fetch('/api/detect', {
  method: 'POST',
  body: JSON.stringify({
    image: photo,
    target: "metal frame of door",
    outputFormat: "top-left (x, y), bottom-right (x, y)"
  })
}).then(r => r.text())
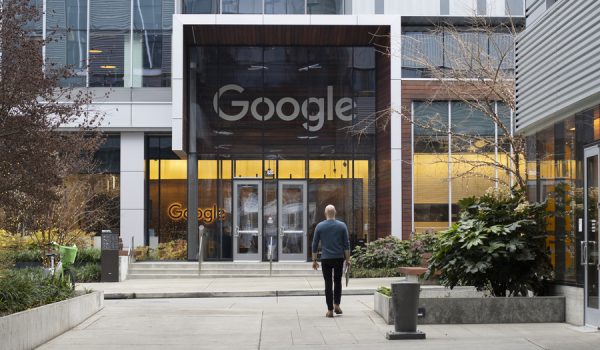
top-left (278, 180), bottom-right (308, 261)
top-left (583, 146), bottom-right (600, 327)
top-left (233, 180), bottom-right (262, 261)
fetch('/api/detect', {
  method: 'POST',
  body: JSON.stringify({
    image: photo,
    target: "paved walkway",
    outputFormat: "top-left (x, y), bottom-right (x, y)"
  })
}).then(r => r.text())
top-left (77, 277), bottom-right (403, 298)
top-left (38, 296), bottom-right (600, 350)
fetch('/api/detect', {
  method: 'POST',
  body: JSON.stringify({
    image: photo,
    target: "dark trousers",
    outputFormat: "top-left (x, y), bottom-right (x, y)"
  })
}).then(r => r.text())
top-left (321, 258), bottom-right (344, 311)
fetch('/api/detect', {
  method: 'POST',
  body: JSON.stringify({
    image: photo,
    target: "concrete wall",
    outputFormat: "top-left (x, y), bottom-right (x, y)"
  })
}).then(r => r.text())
top-left (549, 284), bottom-right (584, 326)
top-left (119, 255), bottom-right (130, 281)
top-left (120, 132), bottom-right (145, 249)
top-left (0, 291), bottom-right (104, 350)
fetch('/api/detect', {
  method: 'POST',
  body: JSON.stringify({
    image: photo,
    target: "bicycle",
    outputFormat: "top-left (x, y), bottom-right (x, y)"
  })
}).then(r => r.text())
top-left (45, 242), bottom-right (78, 290)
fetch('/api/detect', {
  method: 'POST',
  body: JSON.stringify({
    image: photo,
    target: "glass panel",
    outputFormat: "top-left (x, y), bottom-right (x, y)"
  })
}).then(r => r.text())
top-left (281, 184), bottom-right (304, 255)
top-left (278, 160), bottom-right (306, 179)
top-left (413, 102), bottom-right (449, 232)
top-left (307, 0), bottom-right (344, 14)
top-left (235, 160), bottom-right (262, 178)
top-left (265, 0), bottom-right (305, 14)
top-left (222, 0), bottom-right (263, 14)
top-left (505, 0), bottom-right (524, 16)
top-left (237, 184), bottom-right (260, 254)
top-left (46, 0), bottom-right (88, 87)
top-left (89, 0), bottom-right (131, 87)
top-left (263, 180), bottom-right (278, 261)
top-left (587, 155), bottom-right (599, 310)
top-left (133, 0), bottom-right (172, 87)
top-left (183, 0), bottom-right (219, 13)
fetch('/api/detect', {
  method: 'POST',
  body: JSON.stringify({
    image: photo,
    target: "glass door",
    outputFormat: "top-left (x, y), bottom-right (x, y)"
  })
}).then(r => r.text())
top-left (278, 181), bottom-right (307, 261)
top-left (584, 147), bottom-right (600, 327)
top-left (233, 180), bottom-right (262, 261)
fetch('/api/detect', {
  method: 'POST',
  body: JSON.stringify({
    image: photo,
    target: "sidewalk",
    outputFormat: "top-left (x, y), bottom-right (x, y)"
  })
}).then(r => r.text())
top-left (77, 277), bottom-right (403, 299)
top-left (38, 295), bottom-right (600, 350)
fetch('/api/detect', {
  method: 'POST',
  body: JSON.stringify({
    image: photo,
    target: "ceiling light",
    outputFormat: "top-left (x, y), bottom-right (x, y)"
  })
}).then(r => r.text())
top-left (298, 63), bottom-right (321, 72)
top-left (89, 49), bottom-right (103, 54)
top-left (569, 127), bottom-right (576, 131)
top-left (248, 65), bottom-right (268, 71)
top-left (99, 65), bottom-right (117, 69)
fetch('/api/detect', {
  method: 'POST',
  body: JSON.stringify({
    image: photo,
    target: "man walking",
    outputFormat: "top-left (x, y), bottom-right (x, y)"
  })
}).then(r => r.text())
top-left (312, 204), bottom-right (351, 318)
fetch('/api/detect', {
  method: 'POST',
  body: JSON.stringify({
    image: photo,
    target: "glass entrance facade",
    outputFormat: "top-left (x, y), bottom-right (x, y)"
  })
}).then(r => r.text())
top-left (145, 45), bottom-right (377, 261)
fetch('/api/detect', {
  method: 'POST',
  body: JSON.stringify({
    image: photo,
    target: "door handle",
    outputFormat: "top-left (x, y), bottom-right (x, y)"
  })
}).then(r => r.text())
top-left (279, 226), bottom-right (284, 237)
top-left (234, 226), bottom-right (239, 238)
top-left (581, 241), bottom-right (588, 266)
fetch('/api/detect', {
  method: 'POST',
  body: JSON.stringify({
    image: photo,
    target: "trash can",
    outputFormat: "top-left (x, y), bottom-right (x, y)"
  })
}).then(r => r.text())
top-left (386, 282), bottom-right (426, 340)
top-left (58, 245), bottom-right (78, 268)
top-left (101, 230), bottom-right (119, 282)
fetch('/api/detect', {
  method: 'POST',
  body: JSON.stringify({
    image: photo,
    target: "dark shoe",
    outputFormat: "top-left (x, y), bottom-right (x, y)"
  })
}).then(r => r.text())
top-left (334, 306), bottom-right (343, 315)
top-left (325, 310), bottom-right (334, 318)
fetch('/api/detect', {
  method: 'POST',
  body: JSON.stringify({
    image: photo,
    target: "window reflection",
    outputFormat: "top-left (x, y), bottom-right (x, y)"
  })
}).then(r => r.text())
top-left (265, 0), bottom-right (305, 14)
top-left (183, 0), bottom-right (220, 13)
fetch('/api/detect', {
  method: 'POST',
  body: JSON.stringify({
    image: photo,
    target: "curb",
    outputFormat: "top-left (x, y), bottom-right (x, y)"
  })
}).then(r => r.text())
top-left (104, 289), bottom-right (376, 299)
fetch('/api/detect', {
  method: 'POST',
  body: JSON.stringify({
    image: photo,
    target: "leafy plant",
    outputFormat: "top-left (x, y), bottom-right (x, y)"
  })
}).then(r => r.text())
top-left (74, 247), bottom-right (101, 265)
top-left (377, 286), bottom-right (392, 297)
top-left (0, 268), bottom-right (74, 316)
top-left (351, 234), bottom-right (437, 270)
top-left (13, 249), bottom-right (42, 263)
top-left (72, 264), bottom-right (101, 283)
top-left (428, 187), bottom-right (553, 296)
top-left (351, 267), bottom-right (403, 278)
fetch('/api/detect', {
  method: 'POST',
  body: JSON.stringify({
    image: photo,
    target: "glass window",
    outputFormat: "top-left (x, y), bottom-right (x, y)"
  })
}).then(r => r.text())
top-left (402, 32), bottom-right (443, 78)
top-left (183, 0), bottom-right (220, 13)
top-left (46, 0), bottom-right (88, 86)
top-left (265, 0), bottom-right (305, 14)
top-left (440, 0), bottom-right (450, 15)
top-left (477, 0), bottom-right (486, 15)
top-left (133, 0), bottom-right (173, 87)
top-left (506, 0), bottom-right (524, 16)
top-left (413, 102), bottom-right (450, 232)
top-left (307, 0), bottom-right (345, 14)
top-left (89, 0), bottom-right (132, 87)
top-left (222, 0), bottom-right (263, 14)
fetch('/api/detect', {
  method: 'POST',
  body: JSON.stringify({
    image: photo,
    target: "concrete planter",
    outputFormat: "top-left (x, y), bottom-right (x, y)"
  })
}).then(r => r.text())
top-left (0, 291), bottom-right (104, 350)
top-left (375, 290), bottom-right (565, 324)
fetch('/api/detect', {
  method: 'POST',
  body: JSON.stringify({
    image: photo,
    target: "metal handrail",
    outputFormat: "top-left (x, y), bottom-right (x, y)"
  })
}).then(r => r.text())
top-left (129, 236), bottom-right (135, 263)
top-left (198, 225), bottom-right (205, 273)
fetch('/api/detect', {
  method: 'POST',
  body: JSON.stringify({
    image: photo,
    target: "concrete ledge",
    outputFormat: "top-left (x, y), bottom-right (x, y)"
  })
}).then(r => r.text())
top-left (104, 288), bottom-right (376, 299)
top-left (0, 291), bottom-right (104, 350)
top-left (374, 291), bottom-right (565, 325)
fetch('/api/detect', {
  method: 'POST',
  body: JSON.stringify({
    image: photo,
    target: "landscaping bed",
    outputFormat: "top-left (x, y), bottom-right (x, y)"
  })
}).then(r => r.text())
top-left (374, 288), bottom-right (564, 324)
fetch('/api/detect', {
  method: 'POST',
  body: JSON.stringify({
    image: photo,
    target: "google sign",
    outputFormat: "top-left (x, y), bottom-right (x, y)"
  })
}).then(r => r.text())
top-left (213, 84), bottom-right (355, 131)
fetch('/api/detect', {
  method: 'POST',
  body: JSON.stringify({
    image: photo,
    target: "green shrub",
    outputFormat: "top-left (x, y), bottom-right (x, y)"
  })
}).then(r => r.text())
top-left (0, 268), bottom-right (74, 316)
top-left (74, 248), bottom-right (101, 265)
top-left (350, 267), bottom-right (403, 278)
top-left (72, 264), bottom-right (101, 283)
top-left (428, 187), bottom-right (553, 297)
top-left (351, 233), bottom-right (437, 270)
top-left (377, 286), bottom-right (391, 297)
top-left (14, 249), bottom-right (42, 263)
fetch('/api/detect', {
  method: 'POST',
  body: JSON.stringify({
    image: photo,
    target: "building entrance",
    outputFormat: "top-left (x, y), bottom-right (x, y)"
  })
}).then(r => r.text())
top-left (233, 180), bottom-right (262, 261)
top-left (278, 181), bottom-right (308, 261)
top-left (583, 146), bottom-right (600, 327)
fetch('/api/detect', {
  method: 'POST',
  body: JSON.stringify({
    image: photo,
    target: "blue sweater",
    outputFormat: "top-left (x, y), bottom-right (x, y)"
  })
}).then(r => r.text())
top-left (312, 219), bottom-right (350, 259)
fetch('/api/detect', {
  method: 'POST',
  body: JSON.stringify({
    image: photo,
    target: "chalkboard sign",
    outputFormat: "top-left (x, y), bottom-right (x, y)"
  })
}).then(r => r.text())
top-left (101, 233), bottom-right (119, 251)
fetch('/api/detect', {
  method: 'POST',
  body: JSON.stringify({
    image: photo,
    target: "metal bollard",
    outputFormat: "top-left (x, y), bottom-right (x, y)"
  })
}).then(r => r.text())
top-left (385, 282), bottom-right (426, 340)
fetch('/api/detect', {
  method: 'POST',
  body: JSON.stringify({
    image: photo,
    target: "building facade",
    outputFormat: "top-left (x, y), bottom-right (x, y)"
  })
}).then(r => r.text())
top-left (516, 0), bottom-right (599, 327)
top-left (46, 0), bottom-right (523, 262)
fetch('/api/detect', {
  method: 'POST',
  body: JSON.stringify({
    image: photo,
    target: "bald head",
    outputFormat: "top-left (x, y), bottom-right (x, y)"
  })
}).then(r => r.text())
top-left (324, 205), bottom-right (336, 220)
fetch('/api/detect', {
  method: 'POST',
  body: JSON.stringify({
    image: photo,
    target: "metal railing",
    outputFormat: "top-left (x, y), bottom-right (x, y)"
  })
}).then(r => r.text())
top-left (128, 236), bottom-right (136, 263)
top-left (198, 225), bottom-right (205, 274)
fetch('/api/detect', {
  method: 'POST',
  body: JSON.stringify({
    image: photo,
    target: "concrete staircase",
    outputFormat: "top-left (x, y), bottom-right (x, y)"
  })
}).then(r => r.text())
top-left (127, 261), bottom-right (321, 279)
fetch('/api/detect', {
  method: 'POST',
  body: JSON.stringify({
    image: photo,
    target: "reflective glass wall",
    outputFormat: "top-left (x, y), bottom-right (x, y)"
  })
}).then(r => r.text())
top-left (45, 0), bottom-right (173, 87)
top-left (526, 105), bottom-right (600, 285)
top-left (188, 45), bottom-right (376, 260)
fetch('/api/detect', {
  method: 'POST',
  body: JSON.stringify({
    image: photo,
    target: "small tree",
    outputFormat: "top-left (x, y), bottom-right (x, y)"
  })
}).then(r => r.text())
top-left (0, 0), bottom-right (104, 239)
